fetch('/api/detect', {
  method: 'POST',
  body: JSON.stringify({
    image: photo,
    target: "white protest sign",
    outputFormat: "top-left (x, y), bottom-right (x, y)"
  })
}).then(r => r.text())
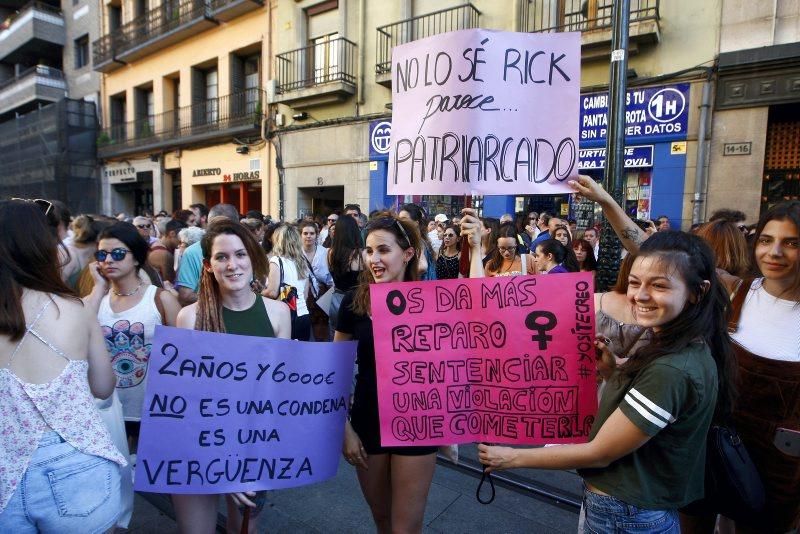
top-left (388, 29), bottom-right (581, 196)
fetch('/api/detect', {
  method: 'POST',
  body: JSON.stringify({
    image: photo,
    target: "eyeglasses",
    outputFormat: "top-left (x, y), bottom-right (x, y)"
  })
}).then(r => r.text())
top-left (11, 197), bottom-right (53, 216)
top-left (327, 218), bottom-right (337, 223)
top-left (136, 224), bottom-right (152, 230)
top-left (94, 248), bottom-right (131, 262)
top-left (444, 233), bottom-right (457, 239)
top-left (497, 246), bottom-right (516, 252)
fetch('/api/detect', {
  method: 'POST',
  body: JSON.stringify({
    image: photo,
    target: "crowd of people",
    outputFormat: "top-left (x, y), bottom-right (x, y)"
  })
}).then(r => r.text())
top-left (0, 185), bottom-right (797, 533)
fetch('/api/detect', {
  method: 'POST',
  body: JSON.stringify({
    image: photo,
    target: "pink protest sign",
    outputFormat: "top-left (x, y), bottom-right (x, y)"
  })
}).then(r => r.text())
top-left (387, 29), bottom-right (580, 196)
top-left (370, 273), bottom-right (597, 446)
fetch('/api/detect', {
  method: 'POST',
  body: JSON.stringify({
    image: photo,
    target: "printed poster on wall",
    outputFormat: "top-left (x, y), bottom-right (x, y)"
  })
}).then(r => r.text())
top-left (388, 29), bottom-right (581, 196)
top-left (370, 273), bottom-right (598, 447)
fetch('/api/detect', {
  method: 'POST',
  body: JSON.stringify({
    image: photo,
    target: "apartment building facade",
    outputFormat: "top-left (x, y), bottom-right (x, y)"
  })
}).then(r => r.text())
top-left (93, 0), bottom-right (273, 215)
top-left (706, 0), bottom-right (800, 222)
top-left (0, 0), bottom-right (101, 211)
top-left (268, 0), bottom-right (722, 229)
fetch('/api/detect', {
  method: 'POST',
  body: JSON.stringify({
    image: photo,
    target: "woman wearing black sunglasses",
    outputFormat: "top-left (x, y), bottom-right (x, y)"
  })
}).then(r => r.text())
top-left (83, 223), bottom-right (181, 517)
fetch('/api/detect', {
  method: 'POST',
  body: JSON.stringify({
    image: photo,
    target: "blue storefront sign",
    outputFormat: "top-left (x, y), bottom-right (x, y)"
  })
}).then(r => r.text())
top-left (580, 83), bottom-right (690, 146)
top-left (579, 145), bottom-right (654, 170)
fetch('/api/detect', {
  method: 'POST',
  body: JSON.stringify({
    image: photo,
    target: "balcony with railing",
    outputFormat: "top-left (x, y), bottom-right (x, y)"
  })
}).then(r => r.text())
top-left (0, 65), bottom-right (65, 117)
top-left (271, 37), bottom-right (356, 109)
top-left (375, 3), bottom-right (480, 87)
top-left (97, 88), bottom-right (265, 158)
top-left (92, 0), bottom-right (263, 73)
top-left (523, 0), bottom-right (659, 58)
top-left (0, 1), bottom-right (65, 64)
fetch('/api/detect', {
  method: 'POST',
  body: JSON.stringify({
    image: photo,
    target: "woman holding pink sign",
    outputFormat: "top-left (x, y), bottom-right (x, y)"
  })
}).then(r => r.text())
top-left (171, 219), bottom-right (291, 534)
top-left (335, 213), bottom-right (438, 534)
top-left (462, 206), bottom-right (736, 534)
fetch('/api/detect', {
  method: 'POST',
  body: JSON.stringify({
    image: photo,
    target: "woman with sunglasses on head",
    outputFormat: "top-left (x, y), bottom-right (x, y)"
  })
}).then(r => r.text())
top-left (399, 203), bottom-right (437, 280)
top-left (172, 219), bottom-right (291, 534)
top-left (484, 222), bottom-right (536, 277)
top-left (335, 213), bottom-right (437, 534)
top-left (435, 222), bottom-right (461, 280)
top-left (0, 201), bottom-right (126, 532)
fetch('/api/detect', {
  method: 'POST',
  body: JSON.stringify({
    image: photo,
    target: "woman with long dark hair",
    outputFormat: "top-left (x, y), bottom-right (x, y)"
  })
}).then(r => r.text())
top-left (335, 213), bottom-right (437, 533)
top-left (399, 203), bottom-right (437, 280)
top-left (484, 222), bottom-right (536, 276)
top-left (327, 215), bottom-right (363, 332)
top-left (723, 201), bottom-right (800, 532)
top-left (551, 224), bottom-right (581, 272)
top-left (467, 216), bottom-right (736, 532)
top-left (172, 219), bottom-right (291, 534)
top-left (569, 176), bottom-right (800, 532)
top-left (0, 200), bottom-right (125, 531)
top-left (435, 222), bottom-right (461, 280)
top-left (574, 238), bottom-right (598, 272)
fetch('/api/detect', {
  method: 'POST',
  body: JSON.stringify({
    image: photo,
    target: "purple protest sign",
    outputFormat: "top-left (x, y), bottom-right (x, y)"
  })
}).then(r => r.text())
top-left (133, 326), bottom-right (356, 494)
top-left (388, 29), bottom-right (581, 196)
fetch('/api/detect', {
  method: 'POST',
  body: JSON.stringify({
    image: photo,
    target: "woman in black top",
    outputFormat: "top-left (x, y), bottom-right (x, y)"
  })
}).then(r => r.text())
top-left (435, 222), bottom-right (461, 280)
top-left (335, 214), bottom-right (437, 534)
top-left (327, 215), bottom-right (363, 331)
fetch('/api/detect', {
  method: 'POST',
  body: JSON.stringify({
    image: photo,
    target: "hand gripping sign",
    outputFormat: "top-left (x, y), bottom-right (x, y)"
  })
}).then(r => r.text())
top-left (387, 28), bottom-right (581, 196)
top-left (370, 273), bottom-right (598, 446)
top-left (134, 326), bottom-right (357, 494)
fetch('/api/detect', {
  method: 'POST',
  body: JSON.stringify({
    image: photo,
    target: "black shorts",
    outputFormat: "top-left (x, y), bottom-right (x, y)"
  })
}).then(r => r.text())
top-left (350, 389), bottom-right (437, 457)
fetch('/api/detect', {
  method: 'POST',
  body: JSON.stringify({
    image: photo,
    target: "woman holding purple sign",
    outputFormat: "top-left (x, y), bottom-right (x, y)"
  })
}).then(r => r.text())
top-left (335, 212), bottom-right (438, 534)
top-left (171, 219), bottom-right (291, 534)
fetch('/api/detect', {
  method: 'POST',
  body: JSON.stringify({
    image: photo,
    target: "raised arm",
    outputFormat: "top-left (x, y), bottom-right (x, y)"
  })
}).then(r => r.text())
top-left (459, 208), bottom-right (485, 278)
top-left (569, 175), bottom-right (646, 254)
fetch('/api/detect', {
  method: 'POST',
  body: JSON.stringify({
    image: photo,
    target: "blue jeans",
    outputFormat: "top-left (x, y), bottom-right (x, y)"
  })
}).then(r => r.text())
top-left (583, 485), bottom-right (680, 534)
top-left (0, 431), bottom-right (122, 533)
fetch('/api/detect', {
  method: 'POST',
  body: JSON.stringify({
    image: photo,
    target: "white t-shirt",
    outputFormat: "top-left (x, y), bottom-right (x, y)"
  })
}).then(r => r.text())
top-left (270, 255), bottom-right (309, 317)
top-left (98, 285), bottom-right (163, 421)
top-left (731, 278), bottom-right (800, 362)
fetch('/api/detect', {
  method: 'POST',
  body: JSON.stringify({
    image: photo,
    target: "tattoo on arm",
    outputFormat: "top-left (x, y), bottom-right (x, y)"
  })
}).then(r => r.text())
top-left (620, 227), bottom-right (644, 245)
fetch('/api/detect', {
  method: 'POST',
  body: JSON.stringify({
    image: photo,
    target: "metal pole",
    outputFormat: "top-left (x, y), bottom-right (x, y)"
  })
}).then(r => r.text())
top-left (595, 0), bottom-right (631, 291)
top-left (691, 75), bottom-right (713, 225)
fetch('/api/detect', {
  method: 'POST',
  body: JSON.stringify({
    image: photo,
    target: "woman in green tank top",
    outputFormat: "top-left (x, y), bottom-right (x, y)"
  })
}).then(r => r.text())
top-left (173, 219), bottom-right (291, 534)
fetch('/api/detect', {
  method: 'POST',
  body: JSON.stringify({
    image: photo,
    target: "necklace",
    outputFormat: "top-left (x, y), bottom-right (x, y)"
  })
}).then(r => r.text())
top-left (500, 255), bottom-right (518, 273)
top-left (112, 282), bottom-right (142, 297)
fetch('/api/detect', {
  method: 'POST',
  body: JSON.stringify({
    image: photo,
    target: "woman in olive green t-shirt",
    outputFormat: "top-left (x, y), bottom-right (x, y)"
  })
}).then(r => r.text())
top-left (467, 224), bottom-right (735, 533)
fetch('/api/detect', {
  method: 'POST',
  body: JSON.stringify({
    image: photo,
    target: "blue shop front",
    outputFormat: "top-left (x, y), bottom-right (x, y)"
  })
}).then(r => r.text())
top-left (368, 118), bottom-right (473, 219)
top-left (482, 83), bottom-right (691, 229)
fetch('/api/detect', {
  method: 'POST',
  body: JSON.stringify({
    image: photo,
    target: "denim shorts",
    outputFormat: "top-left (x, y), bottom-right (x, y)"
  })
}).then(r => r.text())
top-left (583, 485), bottom-right (679, 534)
top-left (0, 431), bottom-right (122, 534)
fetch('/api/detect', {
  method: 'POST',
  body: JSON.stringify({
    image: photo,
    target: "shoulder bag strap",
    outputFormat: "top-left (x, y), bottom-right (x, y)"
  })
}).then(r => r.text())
top-left (278, 257), bottom-right (285, 286)
top-left (521, 254), bottom-right (527, 275)
top-left (728, 278), bottom-right (754, 334)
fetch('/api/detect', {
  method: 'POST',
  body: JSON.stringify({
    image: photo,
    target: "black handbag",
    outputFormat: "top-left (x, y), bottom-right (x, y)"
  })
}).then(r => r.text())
top-left (684, 424), bottom-right (765, 523)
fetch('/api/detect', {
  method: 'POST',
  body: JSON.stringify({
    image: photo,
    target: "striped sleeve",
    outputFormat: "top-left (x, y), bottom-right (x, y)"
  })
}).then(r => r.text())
top-left (619, 364), bottom-right (688, 436)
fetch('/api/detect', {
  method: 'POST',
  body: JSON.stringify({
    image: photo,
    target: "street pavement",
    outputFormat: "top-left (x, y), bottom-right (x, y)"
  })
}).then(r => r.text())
top-left (127, 445), bottom-right (581, 533)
